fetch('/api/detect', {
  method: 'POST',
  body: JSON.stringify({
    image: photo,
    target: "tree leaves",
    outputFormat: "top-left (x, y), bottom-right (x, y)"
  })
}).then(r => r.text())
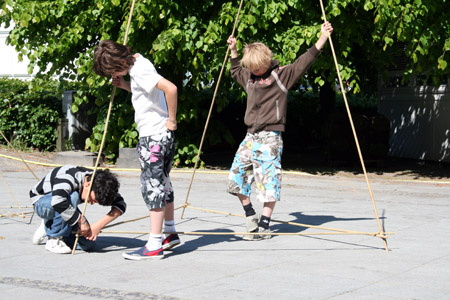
top-left (1, 0), bottom-right (449, 163)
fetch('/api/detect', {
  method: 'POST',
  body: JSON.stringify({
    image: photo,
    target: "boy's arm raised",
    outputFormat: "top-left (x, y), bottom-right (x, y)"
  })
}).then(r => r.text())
top-left (227, 35), bottom-right (238, 58)
top-left (315, 22), bottom-right (333, 51)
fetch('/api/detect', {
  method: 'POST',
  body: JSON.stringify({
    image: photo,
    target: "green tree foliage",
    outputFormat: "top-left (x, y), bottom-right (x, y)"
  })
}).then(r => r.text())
top-left (0, 78), bottom-right (62, 151)
top-left (1, 0), bottom-right (449, 163)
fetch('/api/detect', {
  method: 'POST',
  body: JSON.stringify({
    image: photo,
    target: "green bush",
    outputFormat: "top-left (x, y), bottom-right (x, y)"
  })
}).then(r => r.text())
top-left (0, 77), bottom-right (62, 151)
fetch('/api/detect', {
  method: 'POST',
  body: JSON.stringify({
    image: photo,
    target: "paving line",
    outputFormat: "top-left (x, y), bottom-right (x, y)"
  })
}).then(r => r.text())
top-left (0, 276), bottom-right (181, 300)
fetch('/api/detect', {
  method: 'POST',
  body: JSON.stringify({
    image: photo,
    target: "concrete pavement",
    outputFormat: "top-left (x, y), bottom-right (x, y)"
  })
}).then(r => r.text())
top-left (1, 160), bottom-right (450, 299)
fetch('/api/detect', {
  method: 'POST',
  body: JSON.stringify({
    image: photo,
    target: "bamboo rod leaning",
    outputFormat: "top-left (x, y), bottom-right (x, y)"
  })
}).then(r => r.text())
top-left (0, 129), bottom-right (39, 221)
top-left (0, 129), bottom-right (39, 181)
top-left (0, 170), bottom-right (26, 219)
top-left (318, 0), bottom-right (389, 252)
top-left (71, 0), bottom-right (137, 254)
top-left (180, 0), bottom-right (245, 219)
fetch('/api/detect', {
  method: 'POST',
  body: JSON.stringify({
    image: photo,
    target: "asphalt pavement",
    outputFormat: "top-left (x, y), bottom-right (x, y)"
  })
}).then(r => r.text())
top-left (1, 155), bottom-right (450, 300)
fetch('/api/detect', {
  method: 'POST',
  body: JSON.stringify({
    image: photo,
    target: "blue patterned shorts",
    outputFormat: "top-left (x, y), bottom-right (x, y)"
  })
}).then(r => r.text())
top-left (227, 131), bottom-right (283, 202)
top-left (137, 130), bottom-right (176, 210)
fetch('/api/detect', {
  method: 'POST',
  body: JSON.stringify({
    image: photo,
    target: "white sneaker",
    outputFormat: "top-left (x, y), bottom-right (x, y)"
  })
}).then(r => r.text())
top-left (32, 220), bottom-right (47, 245)
top-left (243, 214), bottom-right (262, 241)
top-left (45, 237), bottom-right (72, 254)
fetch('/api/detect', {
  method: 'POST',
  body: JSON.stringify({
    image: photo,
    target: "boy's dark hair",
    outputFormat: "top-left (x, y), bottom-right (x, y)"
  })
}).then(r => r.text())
top-left (93, 40), bottom-right (135, 77)
top-left (87, 169), bottom-right (120, 206)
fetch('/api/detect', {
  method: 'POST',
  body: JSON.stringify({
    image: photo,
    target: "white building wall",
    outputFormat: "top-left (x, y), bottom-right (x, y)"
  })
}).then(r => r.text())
top-left (0, 24), bottom-right (34, 78)
top-left (378, 73), bottom-right (450, 162)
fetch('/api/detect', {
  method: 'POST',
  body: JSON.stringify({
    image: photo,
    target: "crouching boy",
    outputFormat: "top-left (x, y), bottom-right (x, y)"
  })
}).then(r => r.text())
top-left (31, 165), bottom-right (126, 254)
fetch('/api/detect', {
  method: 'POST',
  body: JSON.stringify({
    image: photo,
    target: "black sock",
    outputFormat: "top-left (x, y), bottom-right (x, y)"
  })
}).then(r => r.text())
top-left (258, 215), bottom-right (271, 229)
top-left (243, 203), bottom-right (256, 217)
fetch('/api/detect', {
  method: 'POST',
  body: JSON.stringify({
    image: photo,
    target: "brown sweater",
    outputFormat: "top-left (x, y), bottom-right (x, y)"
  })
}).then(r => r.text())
top-left (230, 45), bottom-right (320, 133)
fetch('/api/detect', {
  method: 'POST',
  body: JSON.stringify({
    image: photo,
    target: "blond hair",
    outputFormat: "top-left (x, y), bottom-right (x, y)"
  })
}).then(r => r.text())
top-left (240, 42), bottom-right (273, 72)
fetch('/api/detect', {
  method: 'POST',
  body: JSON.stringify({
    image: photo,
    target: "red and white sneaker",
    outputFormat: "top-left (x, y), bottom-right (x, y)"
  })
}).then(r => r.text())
top-left (122, 246), bottom-right (164, 260)
top-left (162, 234), bottom-right (181, 250)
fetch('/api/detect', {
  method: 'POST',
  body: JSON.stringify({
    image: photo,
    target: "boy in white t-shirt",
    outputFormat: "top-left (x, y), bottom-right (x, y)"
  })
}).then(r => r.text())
top-left (93, 40), bottom-right (180, 260)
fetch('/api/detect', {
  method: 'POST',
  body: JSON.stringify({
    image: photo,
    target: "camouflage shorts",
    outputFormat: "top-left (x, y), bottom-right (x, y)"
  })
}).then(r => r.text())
top-left (227, 131), bottom-right (283, 202)
top-left (137, 130), bottom-right (176, 210)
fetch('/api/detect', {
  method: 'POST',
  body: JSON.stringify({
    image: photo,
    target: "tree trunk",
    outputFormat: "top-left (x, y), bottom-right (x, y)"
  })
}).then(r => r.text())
top-left (319, 78), bottom-right (336, 119)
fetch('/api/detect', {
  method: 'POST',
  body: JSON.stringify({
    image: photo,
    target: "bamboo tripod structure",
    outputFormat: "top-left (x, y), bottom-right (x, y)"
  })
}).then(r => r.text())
top-left (173, 0), bottom-right (390, 251)
top-left (1, 0), bottom-right (392, 252)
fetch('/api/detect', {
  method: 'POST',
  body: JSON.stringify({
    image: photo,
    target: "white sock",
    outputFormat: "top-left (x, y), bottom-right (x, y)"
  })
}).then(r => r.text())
top-left (146, 234), bottom-right (162, 250)
top-left (164, 220), bottom-right (176, 238)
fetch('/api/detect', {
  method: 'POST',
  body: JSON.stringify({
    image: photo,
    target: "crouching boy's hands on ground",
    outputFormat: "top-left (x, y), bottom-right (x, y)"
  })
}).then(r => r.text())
top-left (77, 216), bottom-right (92, 238)
top-left (81, 208), bottom-right (124, 241)
top-left (86, 221), bottom-right (103, 241)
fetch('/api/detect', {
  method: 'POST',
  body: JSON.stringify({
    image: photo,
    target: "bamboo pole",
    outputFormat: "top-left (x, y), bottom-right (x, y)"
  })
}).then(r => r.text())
top-left (99, 230), bottom-right (392, 238)
top-left (177, 204), bottom-right (391, 238)
top-left (0, 211), bottom-right (34, 218)
top-left (0, 130), bottom-right (39, 181)
top-left (102, 214), bottom-right (148, 229)
top-left (71, 0), bottom-right (137, 254)
top-left (180, 0), bottom-right (245, 219)
top-left (0, 170), bottom-right (26, 219)
top-left (318, 0), bottom-right (388, 251)
top-left (1, 108), bottom-right (42, 224)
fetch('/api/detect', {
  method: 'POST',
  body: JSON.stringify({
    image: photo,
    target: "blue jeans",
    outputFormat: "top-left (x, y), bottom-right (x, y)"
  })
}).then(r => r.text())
top-left (33, 191), bottom-right (95, 251)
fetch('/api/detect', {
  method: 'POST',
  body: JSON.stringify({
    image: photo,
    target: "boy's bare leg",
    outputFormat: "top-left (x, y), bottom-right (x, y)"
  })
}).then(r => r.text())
top-left (164, 201), bottom-right (174, 221)
top-left (150, 208), bottom-right (164, 235)
top-left (262, 201), bottom-right (276, 219)
top-left (237, 193), bottom-right (251, 206)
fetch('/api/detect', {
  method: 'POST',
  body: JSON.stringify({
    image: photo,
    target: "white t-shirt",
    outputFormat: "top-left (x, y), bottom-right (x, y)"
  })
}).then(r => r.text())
top-left (129, 54), bottom-right (168, 137)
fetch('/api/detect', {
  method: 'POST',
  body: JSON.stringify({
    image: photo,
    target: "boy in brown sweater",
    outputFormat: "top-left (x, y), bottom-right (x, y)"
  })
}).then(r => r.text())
top-left (226, 22), bottom-right (333, 240)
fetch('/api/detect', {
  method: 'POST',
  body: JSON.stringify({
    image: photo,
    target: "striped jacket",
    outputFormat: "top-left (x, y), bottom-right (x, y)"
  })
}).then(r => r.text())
top-left (30, 165), bottom-right (126, 226)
